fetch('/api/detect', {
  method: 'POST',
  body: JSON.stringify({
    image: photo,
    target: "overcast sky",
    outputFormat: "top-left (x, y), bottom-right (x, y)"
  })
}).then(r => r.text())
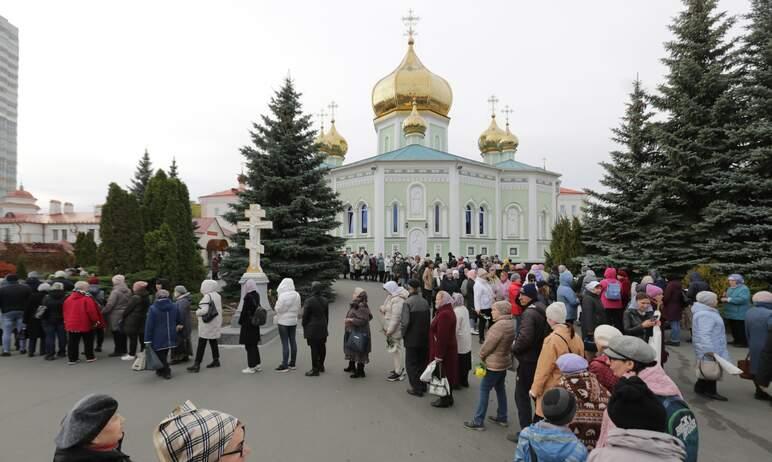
top-left (2, 0), bottom-right (751, 211)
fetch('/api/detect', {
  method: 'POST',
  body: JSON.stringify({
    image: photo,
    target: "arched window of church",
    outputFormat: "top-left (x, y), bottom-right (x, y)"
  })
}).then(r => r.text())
top-left (392, 204), bottom-right (399, 234)
top-left (479, 206), bottom-right (486, 235)
top-left (465, 205), bottom-right (472, 235)
top-left (346, 206), bottom-right (353, 234)
top-left (361, 204), bottom-right (368, 234)
top-left (434, 204), bottom-right (440, 233)
top-left (538, 211), bottom-right (547, 239)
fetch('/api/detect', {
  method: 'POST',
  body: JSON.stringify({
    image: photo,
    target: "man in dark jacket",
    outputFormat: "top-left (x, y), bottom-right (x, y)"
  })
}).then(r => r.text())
top-left (302, 282), bottom-right (329, 376)
top-left (401, 279), bottom-right (431, 396)
top-left (0, 273), bottom-right (33, 355)
top-left (509, 283), bottom-right (548, 440)
top-left (580, 281), bottom-right (606, 341)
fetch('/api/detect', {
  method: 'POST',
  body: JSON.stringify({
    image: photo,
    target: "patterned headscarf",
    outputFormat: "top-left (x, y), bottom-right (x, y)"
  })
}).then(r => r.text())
top-left (436, 290), bottom-right (453, 307)
top-left (153, 401), bottom-right (239, 462)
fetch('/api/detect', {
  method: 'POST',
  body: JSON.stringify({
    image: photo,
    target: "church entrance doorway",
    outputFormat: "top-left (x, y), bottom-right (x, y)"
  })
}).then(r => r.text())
top-left (407, 228), bottom-right (426, 257)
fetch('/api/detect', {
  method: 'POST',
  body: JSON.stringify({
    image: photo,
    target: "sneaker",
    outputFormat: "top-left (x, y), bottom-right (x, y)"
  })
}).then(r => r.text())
top-left (254, 365), bottom-right (263, 372)
top-left (67, 360), bottom-right (79, 365)
top-left (86, 358), bottom-right (97, 363)
top-left (0, 352), bottom-right (10, 357)
top-left (121, 355), bottom-right (136, 361)
top-left (471, 329), bottom-right (479, 336)
top-left (386, 371), bottom-right (402, 382)
top-left (242, 367), bottom-right (257, 374)
top-left (288, 364), bottom-right (296, 371)
top-left (463, 421), bottom-right (486, 431)
top-left (275, 365), bottom-right (289, 373)
top-left (488, 416), bottom-right (509, 427)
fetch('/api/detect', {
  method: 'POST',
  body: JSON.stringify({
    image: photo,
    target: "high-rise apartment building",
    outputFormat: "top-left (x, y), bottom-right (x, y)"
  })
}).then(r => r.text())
top-left (0, 15), bottom-right (18, 197)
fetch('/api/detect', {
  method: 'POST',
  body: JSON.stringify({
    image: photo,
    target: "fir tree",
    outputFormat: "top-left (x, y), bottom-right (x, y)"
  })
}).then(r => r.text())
top-left (169, 157), bottom-right (179, 178)
top-left (165, 178), bottom-right (205, 289)
top-left (583, 78), bottom-right (659, 270)
top-left (698, 0), bottom-right (772, 282)
top-left (222, 77), bottom-right (345, 298)
top-left (648, 0), bottom-right (740, 275)
top-left (98, 183), bottom-right (145, 274)
top-left (74, 232), bottom-right (98, 267)
top-left (142, 169), bottom-right (172, 232)
top-left (546, 217), bottom-right (585, 273)
top-left (130, 148), bottom-right (153, 201)
top-left (144, 223), bottom-right (178, 281)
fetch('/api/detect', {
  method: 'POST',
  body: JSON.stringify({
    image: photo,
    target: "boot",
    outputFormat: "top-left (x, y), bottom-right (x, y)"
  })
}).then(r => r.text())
top-left (350, 363), bottom-right (365, 378)
top-left (344, 360), bottom-right (355, 372)
top-left (206, 359), bottom-right (221, 368)
top-left (187, 362), bottom-right (201, 373)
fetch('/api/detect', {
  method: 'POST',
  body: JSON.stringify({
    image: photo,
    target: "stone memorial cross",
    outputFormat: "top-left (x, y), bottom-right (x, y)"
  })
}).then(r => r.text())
top-left (237, 204), bottom-right (273, 274)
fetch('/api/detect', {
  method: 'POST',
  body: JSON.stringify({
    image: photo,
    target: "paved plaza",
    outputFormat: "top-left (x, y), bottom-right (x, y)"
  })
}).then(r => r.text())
top-left (0, 278), bottom-right (770, 461)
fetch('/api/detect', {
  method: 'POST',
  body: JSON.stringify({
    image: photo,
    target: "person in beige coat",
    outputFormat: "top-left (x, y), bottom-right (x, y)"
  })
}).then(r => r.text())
top-left (464, 300), bottom-right (515, 430)
top-left (380, 281), bottom-right (409, 381)
top-left (530, 302), bottom-right (585, 418)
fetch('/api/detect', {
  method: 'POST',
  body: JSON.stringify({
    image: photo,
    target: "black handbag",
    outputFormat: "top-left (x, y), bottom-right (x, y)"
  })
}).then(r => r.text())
top-left (250, 307), bottom-right (267, 327)
top-left (345, 329), bottom-right (368, 353)
top-left (201, 297), bottom-right (218, 324)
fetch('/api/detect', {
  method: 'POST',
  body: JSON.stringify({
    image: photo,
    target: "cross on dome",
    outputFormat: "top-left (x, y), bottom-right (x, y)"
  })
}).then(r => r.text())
top-left (487, 95), bottom-right (499, 116)
top-left (317, 108), bottom-right (328, 131)
top-left (328, 101), bottom-right (339, 122)
top-left (501, 105), bottom-right (514, 125)
top-left (402, 9), bottom-right (420, 43)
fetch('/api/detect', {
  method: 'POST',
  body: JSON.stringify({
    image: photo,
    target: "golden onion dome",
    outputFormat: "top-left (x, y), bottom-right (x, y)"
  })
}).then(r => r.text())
top-left (478, 115), bottom-right (506, 153)
top-left (318, 120), bottom-right (348, 158)
top-left (499, 123), bottom-right (519, 152)
top-left (401, 99), bottom-right (428, 136)
top-left (371, 37), bottom-right (453, 119)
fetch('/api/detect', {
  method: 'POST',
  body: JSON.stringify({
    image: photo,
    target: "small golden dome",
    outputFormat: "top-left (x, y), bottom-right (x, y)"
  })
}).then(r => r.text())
top-left (478, 115), bottom-right (506, 153)
top-left (499, 123), bottom-right (519, 152)
top-left (318, 120), bottom-right (348, 158)
top-left (401, 99), bottom-right (428, 136)
top-left (371, 37), bottom-right (453, 119)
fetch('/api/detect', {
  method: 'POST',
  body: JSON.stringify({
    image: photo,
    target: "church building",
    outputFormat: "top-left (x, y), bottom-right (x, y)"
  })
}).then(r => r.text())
top-left (317, 21), bottom-right (565, 262)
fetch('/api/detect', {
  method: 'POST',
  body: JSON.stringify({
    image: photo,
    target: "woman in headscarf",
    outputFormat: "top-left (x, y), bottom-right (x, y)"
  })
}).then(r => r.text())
top-left (120, 281), bottom-right (150, 361)
top-left (239, 279), bottom-right (262, 374)
top-left (428, 290), bottom-right (458, 408)
top-left (187, 279), bottom-right (223, 373)
top-left (452, 293), bottom-right (472, 388)
top-left (170, 286), bottom-right (192, 365)
top-left (692, 291), bottom-right (730, 401)
top-left (722, 274), bottom-right (751, 347)
top-left (344, 288), bottom-right (372, 378)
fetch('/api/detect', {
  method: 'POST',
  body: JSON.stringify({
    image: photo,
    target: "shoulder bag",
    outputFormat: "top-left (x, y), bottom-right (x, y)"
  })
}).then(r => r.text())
top-left (201, 296), bottom-right (219, 324)
top-left (345, 328), bottom-right (368, 353)
top-left (696, 353), bottom-right (722, 381)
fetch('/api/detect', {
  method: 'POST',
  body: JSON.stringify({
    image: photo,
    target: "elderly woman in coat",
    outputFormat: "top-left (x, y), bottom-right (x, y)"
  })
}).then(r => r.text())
top-left (187, 279), bottom-right (223, 373)
top-left (722, 274), bottom-right (751, 347)
top-left (121, 281), bottom-right (150, 360)
top-left (692, 291), bottom-right (730, 401)
top-left (344, 288), bottom-right (372, 378)
top-left (239, 279), bottom-right (262, 374)
top-left (170, 286), bottom-right (192, 364)
top-left (428, 290), bottom-right (458, 408)
top-left (746, 291), bottom-right (772, 401)
top-left (144, 289), bottom-right (182, 380)
top-left (380, 280), bottom-right (409, 381)
top-left (102, 275), bottom-right (131, 358)
top-left (302, 281), bottom-right (329, 376)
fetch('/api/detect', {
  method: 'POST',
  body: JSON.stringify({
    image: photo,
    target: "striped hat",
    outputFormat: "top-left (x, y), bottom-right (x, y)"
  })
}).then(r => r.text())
top-left (153, 401), bottom-right (239, 462)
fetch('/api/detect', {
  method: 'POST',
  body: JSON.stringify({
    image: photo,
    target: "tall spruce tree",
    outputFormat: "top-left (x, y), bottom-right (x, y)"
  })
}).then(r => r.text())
top-left (74, 232), bottom-right (98, 267)
top-left (165, 178), bottom-right (205, 289)
top-left (98, 183), bottom-right (145, 274)
top-left (144, 223), bottom-right (178, 281)
top-left (647, 0), bottom-right (740, 275)
top-left (169, 157), bottom-right (179, 178)
top-left (546, 217), bottom-right (584, 273)
top-left (583, 78), bottom-right (659, 269)
top-left (222, 77), bottom-right (344, 298)
top-left (698, 0), bottom-right (772, 282)
top-left (142, 169), bottom-right (173, 232)
top-left (130, 149), bottom-right (153, 201)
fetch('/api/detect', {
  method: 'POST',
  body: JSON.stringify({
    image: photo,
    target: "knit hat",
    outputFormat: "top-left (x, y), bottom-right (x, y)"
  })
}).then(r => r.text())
top-left (174, 285), bottom-right (188, 296)
top-left (753, 291), bottom-right (772, 304)
top-left (608, 376), bottom-right (666, 432)
top-left (605, 335), bottom-right (656, 365)
top-left (87, 276), bottom-right (99, 285)
top-left (492, 300), bottom-right (511, 315)
top-left (593, 325), bottom-right (622, 348)
top-left (407, 279), bottom-right (421, 290)
top-left (55, 394), bottom-right (119, 449)
top-left (696, 291), bottom-right (718, 307)
top-left (153, 400), bottom-right (239, 462)
top-left (542, 388), bottom-right (576, 426)
top-left (546, 302), bottom-right (567, 324)
top-left (510, 273), bottom-right (521, 282)
top-left (585, 280), bottom-right (600, 291)
top-left (54, 270), bottom-right (67, 278)
top-left (156, 289), bottom-right (170, 299)
top-left (520, 283), bottom-right (538, 300)
top-left (38, 282), bottom-right (52, 292)
top-left (556, 353), bottom-right (588, 374)
top-left (5, 273), bottom-right (18, 282)
top-left (383, 280), bottom-right (400, 296)
top-left (133, 281), bottom-right (148, 292)
top-left (645, 284), bottom-right (663, 298)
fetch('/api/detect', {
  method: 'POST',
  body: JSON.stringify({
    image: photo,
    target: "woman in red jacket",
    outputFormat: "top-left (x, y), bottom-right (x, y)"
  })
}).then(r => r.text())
top-left (508, 273), bottom-right (523, 332)
top-left (62, 281), bottom-right (104, 365)
top-left (429, 290), bottom-right (458, 408)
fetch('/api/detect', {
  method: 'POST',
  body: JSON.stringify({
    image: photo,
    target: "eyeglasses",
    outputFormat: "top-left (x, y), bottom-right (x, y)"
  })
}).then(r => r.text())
top-left (221, 426), bottom-right (245, 458)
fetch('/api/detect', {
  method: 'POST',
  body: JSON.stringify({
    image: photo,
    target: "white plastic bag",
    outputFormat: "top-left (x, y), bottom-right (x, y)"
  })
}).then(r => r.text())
top-left (420, 359), bottom-right (438, 383)
top-left (714, 354), bottom-right (742, 376)
top-left (649, 312), bottom-right (662, 366)
top-left (131, 352), bottom-right (146, 371)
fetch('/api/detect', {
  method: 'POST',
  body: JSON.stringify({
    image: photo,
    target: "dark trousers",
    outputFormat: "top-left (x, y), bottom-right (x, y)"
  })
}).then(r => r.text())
top-left (406, 345), bottom-right (428, 392)
top-left (155, 348), bottom-right (170, 376)
top-left (606, 309), bottom-right (624, 332)
top-left (94, 327), bottom-right (104, 349)
top-left (458, 351), bottom-right (472, 387)
top-left (245, 344), bottom-right (261, 368)
top-left (27, 332), bottom-right (43, 355)
top-left (515, 360), bottom-right (537, 429)
top-left (67, 331), bottom-right (94, 362)
top-left (728, 320), bottom-right (747, 346)
top-left (308, 338), bottom-right (327, 371)
top-left (128, 333), bottom-right (145, 356)
top-left (195, 338), bottom-right (219, 363)
top-left (42, 321), bottom-right (66, 356)
top-left (378, 271), bottom-right (385, 283)
top-left (112, 330), bottom-right (127, 355)
top-left (278, 325), bottom-right (297, 367)
top-left (695, 378), bottom-right (717, 394)
top-left (212, 271), bottom-right (219, 280)
top-left (477, 309), bottom-right (492, 342)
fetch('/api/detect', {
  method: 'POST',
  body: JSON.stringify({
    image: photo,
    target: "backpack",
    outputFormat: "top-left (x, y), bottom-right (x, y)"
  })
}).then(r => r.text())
top-left (251, 306), bottom-right (267, 327)
top-left (657, 395), bottom-right (698, 462)
top-left (605, 281), bottom-right (622, 300)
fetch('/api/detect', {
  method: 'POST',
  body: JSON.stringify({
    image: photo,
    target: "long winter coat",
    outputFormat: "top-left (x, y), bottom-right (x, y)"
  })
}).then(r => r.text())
top-left (429, 303), bottom-right (459, 385)
top-left (663, 279), bottom-right (685, 323)
top-left (756, 323), bottom-right (772, 387)
top-left (102, 283), bottom-right (132, 332)
top-left (580, 291), bottom-right (606, 339)
top-left (531, 324), bottom-right (584, 417)
top-left (344, 292), bottom-right (372, 363)
top-left (62, 291), bottom-right (103, 333)
top-left (745, 302), bottom-right (772, 375)
top-left (195, 280), bottom-right (223, 339)
top-left (238, 291), bottom-right (262, 345)
top-left (175, 293), bottom-right (192, 339)
top-left (686, 272), bottom-right (709, 303)
top-left (274, 278), bottom-right (301, 327)
top-left (401, 293), bottom-right (431, 348)
top-left (41, 289), bottom-right (66, 324)
top-left (692, 301), bottom-right (730, 362)
top-left (556, 271), bottom-right (579, 321)
top-left (302, 285), bottom-right (329, 340)
top-left (380, 287), bottom-right (408, 339)
top-left (512, 302), bottom-right (549, 364)
top-left (723, 284), bottom-right (751, 320)
top-left (122, 289), bottom-right (150, 336)
top-left (144, 298), bottom-right (182, 351)
top-left (23, 285), bottom-right (46, 339)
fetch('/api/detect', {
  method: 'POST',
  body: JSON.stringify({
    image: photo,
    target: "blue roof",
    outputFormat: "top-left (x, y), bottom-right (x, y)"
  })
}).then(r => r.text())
top-left (494, 159), bottom-right (544, 171)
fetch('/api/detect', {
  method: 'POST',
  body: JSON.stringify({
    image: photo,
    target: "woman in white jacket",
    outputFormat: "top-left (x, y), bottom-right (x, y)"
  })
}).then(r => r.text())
top-left (274, 278), bottom-right (301, 372)
top-left (187, 279), bottom-right (223, 373)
